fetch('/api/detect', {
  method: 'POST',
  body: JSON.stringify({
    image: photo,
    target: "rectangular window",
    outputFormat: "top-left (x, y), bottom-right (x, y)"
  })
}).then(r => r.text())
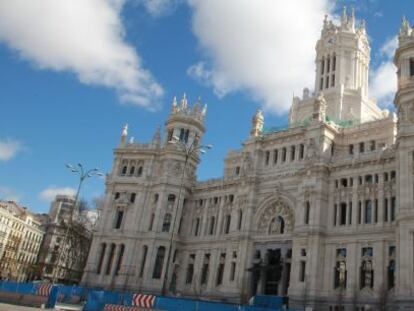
top-left (334, 204), bottom-right (337, 226)
top-left (201, 263), bottom-right (209, 284)
top-left (333, 55), bottom-right (336, 71)
top-left (331, 74), bottom-right (335, 87)
top-left (348, 202), bottom-right (352, 225)
top-left (391, 197), bottom-right (396, 221)
top-left (349, 144), bottom-right (354, 155)
top-left (374, 199), bottom-right (378, 223)
top-left (410, 58), bottom-right (414, 77)
top-left (321, 59), bottom-right (325, 75)
top-left (358, 201), bottom-right (362, 224)
top-left (327, 57), bottom-right (331, 73)
top-left (186, 263), bottom-right (194, 284)
top-left (384, 198), bottom-right (389, 222)
top-left (305, 201), bottom-right (310, 225)
top-left (369, 140), bottom-right (376, 151)
top-left (265, 151), bottom-right (270, 165)
top-left (216, 263), bottom-right (225, 285)
top-left (114, 210), bottom-right (124, 229)
top-left (359, 142), bottom-right (365, 153)
top-left (290, 146), bottom-right (296, 161)
top-left (282, 148), bottom-right (287, 162)
top-left (365, 200), bottom-right (372, 224)
top-left (130, 193), bottom-right (136, 203)
top-left (340, 203), bottom-right (347, 225)
top-left (299, 261), bottom-right (306, 282)
top-left (230, 262), bottom-right (236, 281)
top-left (299, 144), bottom-right (305, 159)
top-left (320, 78), bottom-right (324, 90)
top-left (273, 149), bottom-right (278, 164)
top-left (326, 76), bottom-right (330, 88)
top-left (384, 172), bottom-right (389, 182)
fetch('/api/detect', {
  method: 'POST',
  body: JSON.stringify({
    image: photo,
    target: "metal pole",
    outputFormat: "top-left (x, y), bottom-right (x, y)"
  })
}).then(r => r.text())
top-left (161, 152), bottom-right (189, 295)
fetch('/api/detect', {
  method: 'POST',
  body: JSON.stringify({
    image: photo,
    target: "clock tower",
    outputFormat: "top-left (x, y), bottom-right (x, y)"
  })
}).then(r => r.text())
top-left (312, 7), bottom-right (383, 123)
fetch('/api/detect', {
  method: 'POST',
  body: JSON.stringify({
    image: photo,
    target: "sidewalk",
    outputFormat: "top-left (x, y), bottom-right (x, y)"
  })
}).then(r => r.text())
top-left (0, 303), bottom-right (43, 310)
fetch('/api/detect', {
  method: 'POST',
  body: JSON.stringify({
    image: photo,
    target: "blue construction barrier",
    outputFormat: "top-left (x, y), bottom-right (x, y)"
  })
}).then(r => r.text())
top-left (0, 281), bottom-right (298, 311)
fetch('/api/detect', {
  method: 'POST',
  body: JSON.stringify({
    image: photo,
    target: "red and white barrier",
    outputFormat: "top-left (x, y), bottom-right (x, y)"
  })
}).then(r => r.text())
top-left (36, 284), bottom-right (52, 296)
top-left (132, 293), bottom-right (156, 308)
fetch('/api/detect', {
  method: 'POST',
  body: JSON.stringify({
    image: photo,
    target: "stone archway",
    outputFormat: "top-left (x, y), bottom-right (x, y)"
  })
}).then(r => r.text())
top-left (256, 199), bottom-right (294, 235)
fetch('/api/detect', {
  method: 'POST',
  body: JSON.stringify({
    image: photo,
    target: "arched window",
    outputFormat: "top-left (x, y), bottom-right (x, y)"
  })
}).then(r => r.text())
top-left (105, 243), bottom-right (116, 275)
top-left (152, 246), bottom-right (166, 279)
top-left (114, 208), bottom-right (124, 229)
top-left (115, 244), bottom-right (125, 275)
top-left (121, 166), bottom-right (127, 176)
top-left (321, 57), bottom-right (325, 75)
top-left (139, 245), bottom-right (148, 278)
top-left (137, 166), bottom-right (143, 176)
top-left (209, 216), bottom-right (215, 235)
top-left (148, 213), bottom-right (155, 231)
top-left (237, 210), bottom-right (243, 230)
top-left (96, 243), bottom-right (106, 274)
top-left (129, 166), bottom-right (135, 176)
top-left (162, 213), bottom-right (172, 232)
top-left (304, 201), bottom-right (310, 225)
top-left (224, 215), bottom-right (231, 234)
top-left (194, 218), bottom-right (200, 236)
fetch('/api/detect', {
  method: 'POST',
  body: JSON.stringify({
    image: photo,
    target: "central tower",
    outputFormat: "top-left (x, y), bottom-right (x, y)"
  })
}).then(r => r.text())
top-left (290, 8), bottom-right (385, 125)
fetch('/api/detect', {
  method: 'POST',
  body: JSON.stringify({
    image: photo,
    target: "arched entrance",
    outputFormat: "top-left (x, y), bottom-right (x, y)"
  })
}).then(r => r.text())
top-left (249, 198), bottom-right (294, 296)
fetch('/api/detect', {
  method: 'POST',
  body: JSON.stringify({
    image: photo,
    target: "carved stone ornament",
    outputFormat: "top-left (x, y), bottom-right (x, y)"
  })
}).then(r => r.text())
top-left (257, 200), bottom-right (294, 234)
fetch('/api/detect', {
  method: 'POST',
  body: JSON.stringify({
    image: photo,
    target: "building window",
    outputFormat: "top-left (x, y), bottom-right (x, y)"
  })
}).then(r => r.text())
top-left (304, 201), bottom-right (310, 225)
top-left (216, 253), bottom-right (226, 286)
top-left (321, 57), bottom-right (325, 75)
top-left (348, 202), bottom-right (352, 225)
top-left (186, 254), bottom-right (195, 284)
top-left (358, 201), bottom-right (362, 224)
top-left (340, 203), bottom-right (347, 225)
top-left (365, 200), bottom-right (372, 224)
top-left (121, 166), bottom-right (127, 176)
top-left (410, 58), bottom-right (414, 77)
top-left (137, 166), bottom-right (143, 176)
top-left (331, 74), bottom-right (335, 87)
top-left (369, 140), bottom-right (376, 151)
top-left (115, 244), bottom-right (125, 275)
top-left (224, 215), bottom-right (231, 234)
top-left (265, 151), bottom-right (270, 165)
top-left (139, 245), bottom-right (148, 277)
top-left (332, 54), bottom-right (336, 71)
top-left (201, 254), bottom-right (210, 285)
top-left (105, 244), bottom-right (116, 275)
top-left (391, 197), bottom-right (396, 221)
top-left (325, 76), bottom-right (329, 88)
top-left (152, 246), bottom-right (166, 279)
top-left (359, 142), bottom-right (365, 153)
top-left (349, 144), bottom-right (354, 155)
top-left (114, 209), bottom-right (124, 229)
top-left (96, 243), bottom-right (106, 274)
top-left (299, 144), bottom-right (305, 159)
top-left (384, 172), bottom-right (389, 182)
top-left (282, 148), bottom-right (287, 162)
top-left (269, 216), bottom-right (285, 234)
top-left (291, 146), bottom-right (296, 161)
top-left (320, 78), bottom-right (324, 91)
top-left (388, 260), bottom-right (395, 289)
top-left (334, 248), bottom-right (347, 290)
top-left (148, 213), bottom-right (155, 231)
top-left (235, 166), bottom-right (240, 175)
top-left (273, 149), bottom-right (278, 164)
top-left (360, 247), bottom-right (374, 289)
top-left (194, 218), bottom-right (200, 236)
top-left (334, 204), bottom-right (337, 226)
top-left (130, 193), bottom-right (136, 203)
top-left (167, 129), bottom-right (173, 142)
top-left (230, 262), bottom-right (236, 281)
top-left (154, 194), bottom-right (159, 204)
top-left (327, 56), bottom-right (331, 73)
top-left (391, 170), bottom-right (396, 181)
top-left (299, 261), bottom-right (306, 282)
top-left (209, 216), bottom-right (215, 235)
top-left (384, 198), bottom-right (389, 222)
top-left (162, 213), bottom-right (172, 232)
top-left (237, 210), bottom-right (243, 230)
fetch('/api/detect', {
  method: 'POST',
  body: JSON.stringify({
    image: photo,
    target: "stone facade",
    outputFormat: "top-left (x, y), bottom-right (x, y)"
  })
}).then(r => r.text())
top-left (82, 12), bottom-right (414, 310)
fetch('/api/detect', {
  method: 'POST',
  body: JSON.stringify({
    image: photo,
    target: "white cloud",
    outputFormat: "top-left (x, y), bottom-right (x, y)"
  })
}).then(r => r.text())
top-left (0, 138), bottom-right (22, 161)
top-left (0, 186), bottom-right (21, 202)
top-left (187, 0), bottom-right (332, 114)
top-left (0, 0), bottom-right (163, 109)
top-left (39, 187), bottom-right (76, 202)
top-left (370, 36), bottom-right (398, 107)
top-left (138, 0), bottom-right (181, 17)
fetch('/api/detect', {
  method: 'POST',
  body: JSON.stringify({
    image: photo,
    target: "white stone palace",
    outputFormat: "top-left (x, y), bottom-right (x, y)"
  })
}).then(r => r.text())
top-left (82, 10), bottom-right (414, 310)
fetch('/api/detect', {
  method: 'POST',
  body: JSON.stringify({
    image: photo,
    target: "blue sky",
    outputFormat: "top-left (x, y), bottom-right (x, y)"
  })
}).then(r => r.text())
top-left (0, 0), bottom-right (412, 213)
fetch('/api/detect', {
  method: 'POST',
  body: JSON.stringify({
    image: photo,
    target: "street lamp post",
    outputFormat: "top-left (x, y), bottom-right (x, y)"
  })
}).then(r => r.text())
top-left (51, 163), bottom-right (103, 284)
top-left (161, 136), bottom-right (212, 296)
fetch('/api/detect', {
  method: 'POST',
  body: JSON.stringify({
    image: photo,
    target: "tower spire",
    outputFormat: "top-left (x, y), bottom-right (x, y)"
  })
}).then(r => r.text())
top-left (171, 96), bottom-right (177, 113)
